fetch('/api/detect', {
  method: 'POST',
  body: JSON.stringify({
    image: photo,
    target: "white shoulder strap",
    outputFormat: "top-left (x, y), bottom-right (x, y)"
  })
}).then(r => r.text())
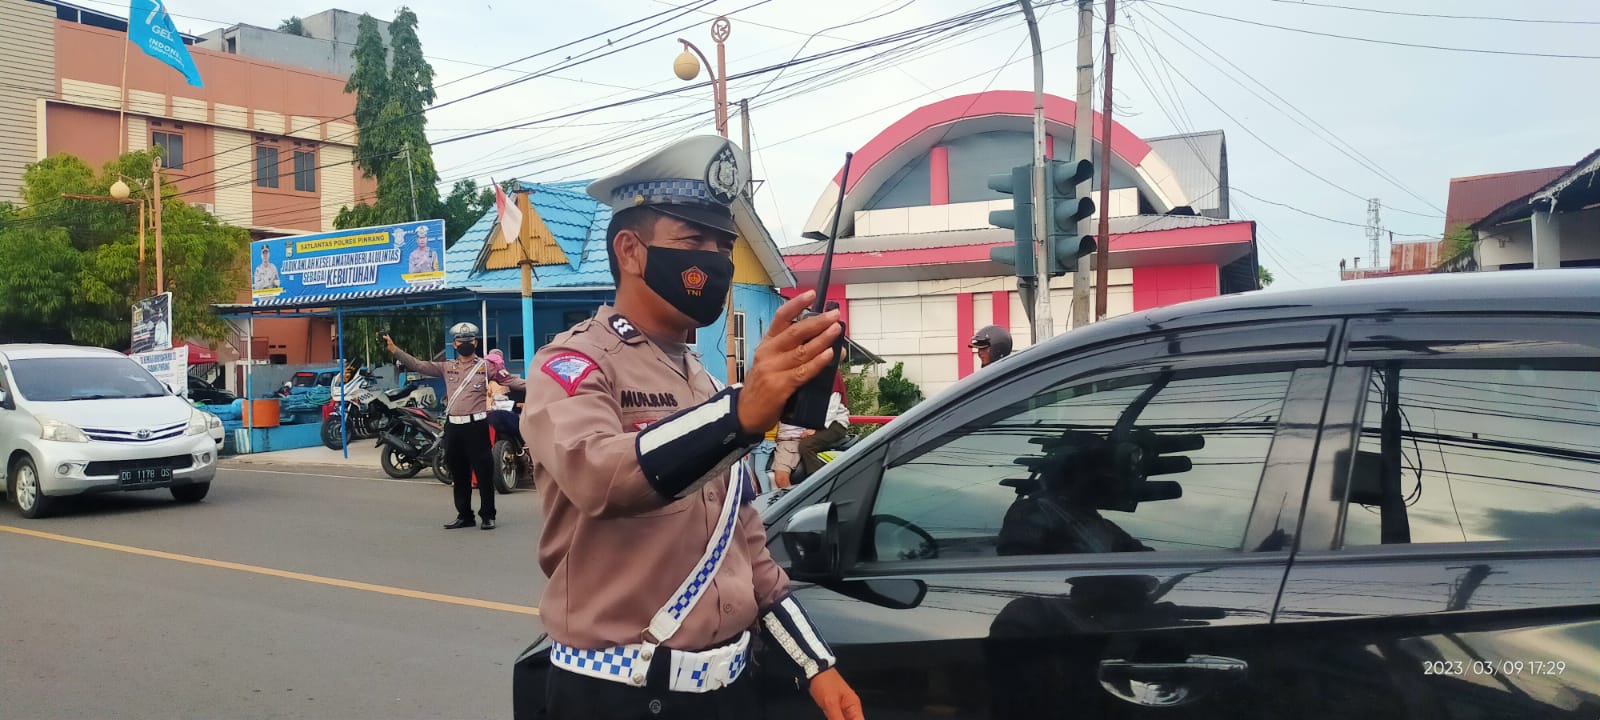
top-left (643, 460), bottom-right (748, 646)
top-left (443, 358), bottom-right (485, 413)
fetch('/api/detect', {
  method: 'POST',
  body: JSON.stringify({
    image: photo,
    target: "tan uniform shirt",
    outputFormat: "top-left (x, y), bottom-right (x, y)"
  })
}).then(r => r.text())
top-left (395, 349), bottom-right (525, 417)
top-left (521, 305), bottom-right (789, 651)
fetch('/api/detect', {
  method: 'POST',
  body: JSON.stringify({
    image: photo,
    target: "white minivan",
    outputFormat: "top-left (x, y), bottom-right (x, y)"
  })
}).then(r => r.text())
top-left (0, 344), bottom-right (220, 518)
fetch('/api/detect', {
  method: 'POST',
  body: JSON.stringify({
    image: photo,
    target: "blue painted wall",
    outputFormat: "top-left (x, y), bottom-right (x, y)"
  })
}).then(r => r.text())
top-left (694, 283), bottom-right (784, 387)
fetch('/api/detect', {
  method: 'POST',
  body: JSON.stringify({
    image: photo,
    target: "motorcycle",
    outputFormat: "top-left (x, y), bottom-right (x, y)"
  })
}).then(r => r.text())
top-left (372, 387), bottom-right (450, 483)
top-left (487, 396), bottom-right (529, 495)
top-left (321, 368), bottom-right (430, 451)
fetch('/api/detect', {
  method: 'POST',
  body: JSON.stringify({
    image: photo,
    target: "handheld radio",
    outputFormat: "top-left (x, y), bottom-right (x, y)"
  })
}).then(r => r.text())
top-left (780, 151), bottom-right (854, 430)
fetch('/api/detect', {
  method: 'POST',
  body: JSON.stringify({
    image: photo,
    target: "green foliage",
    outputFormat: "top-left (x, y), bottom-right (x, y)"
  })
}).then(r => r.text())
top-left (337, 7), bottom-right (443, 232)
top-left (338, 312), bottom-right (447, 370)
top-left (876, 362), bottom-right (924, 416)
top-left (843, 365), bottom-right (884, 438)
top-left (278, 16), bottom-right (306, 36)
top-left (1258, 265), bottom-right (1275, 288)
top-left (1444, 225), bottom-right (1476, 260)
top-left (441, 179), bottom-right (494, 247)
top-left (0, 151), bottom-right (247, 347)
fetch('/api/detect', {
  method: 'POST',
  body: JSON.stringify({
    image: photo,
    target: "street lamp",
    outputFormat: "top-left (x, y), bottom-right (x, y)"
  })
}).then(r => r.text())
top-left (674, 16), bottom-right (731, 138)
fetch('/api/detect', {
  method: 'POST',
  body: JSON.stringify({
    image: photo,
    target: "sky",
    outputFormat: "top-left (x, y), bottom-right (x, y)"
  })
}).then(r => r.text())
top-left (139, 0), bottom-right (1600, 291)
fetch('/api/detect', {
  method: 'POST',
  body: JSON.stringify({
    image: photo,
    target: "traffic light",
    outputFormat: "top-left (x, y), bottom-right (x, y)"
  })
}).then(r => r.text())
top-left (1044, 159), bottom-right (1097, 276)
top-left (987, 164), bottom-right (1035, 280)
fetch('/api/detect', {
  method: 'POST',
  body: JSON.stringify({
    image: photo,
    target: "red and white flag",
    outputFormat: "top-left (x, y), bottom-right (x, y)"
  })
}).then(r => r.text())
top-left (492, 179), bottom-right (522, 248)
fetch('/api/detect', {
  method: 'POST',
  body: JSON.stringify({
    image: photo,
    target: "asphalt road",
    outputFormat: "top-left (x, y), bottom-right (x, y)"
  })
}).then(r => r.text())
top-left (0, 463), bottom-right (547, 720)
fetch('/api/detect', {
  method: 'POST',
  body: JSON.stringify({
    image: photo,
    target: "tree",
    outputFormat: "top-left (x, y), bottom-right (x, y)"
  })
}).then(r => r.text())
top-left (1443, 224), bottom-right (1476, 261)
top-left (876, 362), bottom-right (924, 415)
top-left (441, 179), bottom-right (493, 246)
top-left (278, 16), bottom-right (307, 36)
top-left (336, 7), bottom-right (442, 231)
top-left (0, 151), bottom-right (248, 347)
top-left (1258, 265), bottom-right (1275, 288)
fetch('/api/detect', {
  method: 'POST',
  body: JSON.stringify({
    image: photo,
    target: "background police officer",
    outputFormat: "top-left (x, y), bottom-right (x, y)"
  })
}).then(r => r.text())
top-left (522, 135), bottom-right (863, 719)
top-left (386, 323), bottom-right (523, 530)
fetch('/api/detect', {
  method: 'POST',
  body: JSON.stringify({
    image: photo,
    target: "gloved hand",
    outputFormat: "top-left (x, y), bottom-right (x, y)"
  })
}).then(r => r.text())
top-left (809, 668), bottom-right (864, 720)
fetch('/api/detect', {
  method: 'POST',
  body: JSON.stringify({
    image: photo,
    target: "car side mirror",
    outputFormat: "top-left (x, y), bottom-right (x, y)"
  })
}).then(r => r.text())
top-left (781, 502), bottom-right (841, 582)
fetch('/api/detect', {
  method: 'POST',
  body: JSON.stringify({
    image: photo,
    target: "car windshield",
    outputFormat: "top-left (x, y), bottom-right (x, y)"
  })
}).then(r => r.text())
top-left (9, 357), bottom-right (170, 402)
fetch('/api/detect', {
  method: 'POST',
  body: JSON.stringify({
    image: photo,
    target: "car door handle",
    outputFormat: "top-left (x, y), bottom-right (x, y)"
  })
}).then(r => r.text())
top-left (1098, 655), bottom-right (1249, 708)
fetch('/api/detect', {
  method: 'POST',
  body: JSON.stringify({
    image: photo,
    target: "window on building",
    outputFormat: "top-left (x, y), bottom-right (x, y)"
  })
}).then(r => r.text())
top-left (152, 131), bottom-right (184, 169)
top-left (866, 368), bottom-right (1296, 563)
top-left (255, 145), bottom-right (280, 188)
top-left (732, 311), bottom-right (747, 383)
top-left (1341, 364), bottom-right (1600, 547)
top-left (293, 150), bottom-right (316, 192)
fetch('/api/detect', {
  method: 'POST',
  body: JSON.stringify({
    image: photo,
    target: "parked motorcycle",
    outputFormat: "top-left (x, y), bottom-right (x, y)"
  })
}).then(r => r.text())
top-left (321, 368), bottom-right (430, 451)
top-left (372, 391), bottom-right (450, 483)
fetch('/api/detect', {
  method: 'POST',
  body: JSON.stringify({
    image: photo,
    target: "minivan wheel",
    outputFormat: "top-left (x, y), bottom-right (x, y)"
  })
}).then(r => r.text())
top-left (11, 457), bottom-right (56, 519)
top-left (171, 482), bottom-right (210, 503)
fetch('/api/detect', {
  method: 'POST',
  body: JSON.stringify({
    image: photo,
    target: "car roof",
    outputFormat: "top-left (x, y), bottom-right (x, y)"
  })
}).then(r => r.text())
top-left (1044, 268), bottom-right (1600, 357)
top-left (0, 344), bottom-right (128, 361)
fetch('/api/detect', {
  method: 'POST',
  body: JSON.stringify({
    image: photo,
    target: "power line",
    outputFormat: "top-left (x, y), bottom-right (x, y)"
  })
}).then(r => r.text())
top-left (1142, 1), bottom-right (1600, 60)
top-left (1133, 5), bottom-right (1446, 215)
top-left (1259, 0), bottom-right (1600, 26)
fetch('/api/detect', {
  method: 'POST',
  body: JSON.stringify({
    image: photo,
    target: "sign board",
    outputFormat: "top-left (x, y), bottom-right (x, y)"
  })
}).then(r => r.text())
top-left (134, 345), bottom-right (189, 397)
top-left (251, 219), bottom-right (448, 306)
top-left (131, 292), bottom-right (173, 353)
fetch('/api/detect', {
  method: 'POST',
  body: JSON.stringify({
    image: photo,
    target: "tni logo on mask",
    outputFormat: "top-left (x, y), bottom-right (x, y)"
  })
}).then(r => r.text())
top-left (681, 266), bottom-right (708, 296)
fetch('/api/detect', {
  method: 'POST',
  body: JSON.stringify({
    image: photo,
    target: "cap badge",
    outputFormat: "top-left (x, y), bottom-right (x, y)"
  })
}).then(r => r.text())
top-left (682, 266), bottom-right (708, 295)
top-left (705, 144), bottom-right (740, 204)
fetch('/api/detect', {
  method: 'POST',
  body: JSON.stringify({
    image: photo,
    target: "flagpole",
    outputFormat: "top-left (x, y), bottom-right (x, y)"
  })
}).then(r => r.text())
top-left (119, 27), bottom-right (130, 154)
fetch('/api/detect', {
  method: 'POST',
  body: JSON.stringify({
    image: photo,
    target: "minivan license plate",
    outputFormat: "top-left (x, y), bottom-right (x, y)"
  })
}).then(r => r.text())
top-left (119, 468), bottom-right (172, 485)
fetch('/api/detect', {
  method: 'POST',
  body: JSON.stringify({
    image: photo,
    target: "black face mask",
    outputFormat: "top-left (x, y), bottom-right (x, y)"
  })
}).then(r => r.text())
top-left (643, 246), bottom-right (734, 327)
top-left (455, 342), bottom-right (478, 358)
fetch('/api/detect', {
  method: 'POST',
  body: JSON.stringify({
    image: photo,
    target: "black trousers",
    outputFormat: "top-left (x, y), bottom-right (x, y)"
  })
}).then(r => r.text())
top-left (444, 419), bottom-right (495, 521)
top-left (799, 422), bottom-right (849, 476)
top-left (546, 666), bottom-right (760, 720)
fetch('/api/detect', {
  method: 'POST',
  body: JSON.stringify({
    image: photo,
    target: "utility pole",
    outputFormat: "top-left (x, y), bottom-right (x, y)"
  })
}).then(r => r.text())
top-left (1071, 0), bottom-right (1095, 328)
top-left (404, 143), bottom-right (420, 222)
top-left (1366, 198), bottom-right (1382, 268)
top-left (152, 155), bottom-right (164, 293)
top-left (1022, 0), bottom-right (1052, 343)
top-left (1094, 0), bottom-right (1116, 320)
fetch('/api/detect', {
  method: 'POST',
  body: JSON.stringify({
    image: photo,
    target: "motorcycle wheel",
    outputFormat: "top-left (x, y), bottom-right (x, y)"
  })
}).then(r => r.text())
top-left (493, 439), bottom-right (518, 495)
top-left (433, 453), bottom-right (452, 485)
top-left (321, 416), bottom-right (345, 450)
top-left (380, 446), bottom-right (423, 479)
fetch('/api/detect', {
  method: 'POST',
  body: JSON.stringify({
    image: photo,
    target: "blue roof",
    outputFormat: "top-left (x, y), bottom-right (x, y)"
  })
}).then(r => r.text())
top-left (445, 181), bottom-right (616, 291)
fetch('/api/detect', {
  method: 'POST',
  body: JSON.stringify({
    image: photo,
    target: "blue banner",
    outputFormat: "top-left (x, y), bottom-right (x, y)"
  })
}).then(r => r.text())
top-left (129, 0), bottom-right (203, 88)
top-left (251, 220), bottom-right (448, 307)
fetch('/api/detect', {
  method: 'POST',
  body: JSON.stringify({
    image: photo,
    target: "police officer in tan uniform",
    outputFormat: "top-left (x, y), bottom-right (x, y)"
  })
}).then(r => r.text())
top-left (521, 135), bottom-right (864, 719)
top-left (386, 323), bottom-right (524, 530)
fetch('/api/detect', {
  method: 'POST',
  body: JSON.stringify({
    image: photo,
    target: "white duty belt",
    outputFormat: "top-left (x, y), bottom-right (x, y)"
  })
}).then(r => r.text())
top-left (550, 461), bottom-right (752, 693)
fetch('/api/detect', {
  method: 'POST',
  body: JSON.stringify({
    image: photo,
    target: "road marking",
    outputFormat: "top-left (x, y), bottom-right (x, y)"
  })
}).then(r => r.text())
top-left (0, 524), bottom-right (540, 617)
top-left (222, 465), bottom-right (432, 484)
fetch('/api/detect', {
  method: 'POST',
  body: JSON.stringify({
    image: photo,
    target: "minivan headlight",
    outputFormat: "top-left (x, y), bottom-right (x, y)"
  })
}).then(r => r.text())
top-left (38, 416), bottom-right (89, 443)
top-left (185, 410), bottom-right (211, 436)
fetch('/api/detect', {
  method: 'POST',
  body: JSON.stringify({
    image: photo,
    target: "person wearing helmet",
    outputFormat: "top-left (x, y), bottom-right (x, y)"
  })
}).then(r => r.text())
top-left (969, 325), bottom-right (1014, 368)
top-left (519, 136), bottom-right (862, 719)
top-left (385, 322), bottom-right (525, 530)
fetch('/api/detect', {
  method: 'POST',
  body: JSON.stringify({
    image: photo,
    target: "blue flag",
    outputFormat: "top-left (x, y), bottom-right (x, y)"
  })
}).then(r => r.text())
top-left (128, 0), bottom-right (203, 87)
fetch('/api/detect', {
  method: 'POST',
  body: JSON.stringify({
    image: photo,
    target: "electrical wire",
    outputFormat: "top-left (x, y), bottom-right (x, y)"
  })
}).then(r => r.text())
top-left (1259, 0), bottom-right (1600, 26)
top-left (1142, 1), bottom-right (1600, 60)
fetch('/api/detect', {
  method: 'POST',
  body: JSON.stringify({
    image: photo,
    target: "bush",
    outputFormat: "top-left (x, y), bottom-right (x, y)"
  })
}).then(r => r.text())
top-left (876, 362), bottom-right (924, 416)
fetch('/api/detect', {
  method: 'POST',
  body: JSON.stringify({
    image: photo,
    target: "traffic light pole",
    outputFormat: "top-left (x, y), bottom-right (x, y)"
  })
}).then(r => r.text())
top-left (1022, 0), bottom-right (1052, 344)
top-left (1095, 0), bottom-right (1117, 320)
top-left (1071, 0), bottom-right (1094, 328)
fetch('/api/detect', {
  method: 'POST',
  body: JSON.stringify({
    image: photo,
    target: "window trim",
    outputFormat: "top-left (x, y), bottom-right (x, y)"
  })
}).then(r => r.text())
top-left (292, 148), bottom-right (317, 193)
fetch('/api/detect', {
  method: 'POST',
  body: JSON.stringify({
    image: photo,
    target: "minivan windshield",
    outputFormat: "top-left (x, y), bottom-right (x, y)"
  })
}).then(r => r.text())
top-left (9, 357), bottom-right (170, 402)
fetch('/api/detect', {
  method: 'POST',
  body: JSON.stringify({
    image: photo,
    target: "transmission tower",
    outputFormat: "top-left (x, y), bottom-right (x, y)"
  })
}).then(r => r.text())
top-left (1366, 198), bottom-right (1383, 268)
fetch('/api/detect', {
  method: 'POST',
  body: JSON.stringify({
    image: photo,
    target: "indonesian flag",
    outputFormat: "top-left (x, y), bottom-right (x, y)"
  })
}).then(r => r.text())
top-left (493, 179), bottom-right (522, 248)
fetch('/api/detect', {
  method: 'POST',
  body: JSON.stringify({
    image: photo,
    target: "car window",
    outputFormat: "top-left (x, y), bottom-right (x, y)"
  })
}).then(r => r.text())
top-left (1341, 363), bottom-right (1600, 546)
top-left (866, 367), bottom-right (1296, 563)
top-left (9, 357), bottom-right (168, 402)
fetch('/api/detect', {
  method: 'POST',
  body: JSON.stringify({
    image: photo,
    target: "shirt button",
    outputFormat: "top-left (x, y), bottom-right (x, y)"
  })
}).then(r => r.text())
top-left (723, 603), bottom-right (734, 614)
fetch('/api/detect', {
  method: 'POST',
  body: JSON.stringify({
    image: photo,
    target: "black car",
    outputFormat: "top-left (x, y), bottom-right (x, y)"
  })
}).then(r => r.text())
top-left (519, 270), bottom-right (1600, 719)
top-left (187, 375), bottom-right (235, 405)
